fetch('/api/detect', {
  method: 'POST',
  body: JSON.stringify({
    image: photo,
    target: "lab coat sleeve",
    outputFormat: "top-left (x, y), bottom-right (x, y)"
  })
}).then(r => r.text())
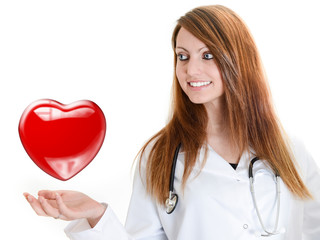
top-left (64, 206), bottom-right (133, 240)
top-left (64, 146), bottom-right (167, 240)
top-left (124, 156), bottom-right (167, 240)
top-left (297, 141), bottom-right (320, 239)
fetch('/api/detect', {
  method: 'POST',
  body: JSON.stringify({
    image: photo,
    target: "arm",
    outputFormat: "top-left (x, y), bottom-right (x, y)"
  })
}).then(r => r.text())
top-left (302, 149), bottom-right (320, 240)
top-left (292, 138), bottom-right (320, 240)
top-left (24, 143), bottom-right (167, 240)
top-left (63, 162), bottom-right (167, 240)
top-left (124, 162), bottom-right (167, 239)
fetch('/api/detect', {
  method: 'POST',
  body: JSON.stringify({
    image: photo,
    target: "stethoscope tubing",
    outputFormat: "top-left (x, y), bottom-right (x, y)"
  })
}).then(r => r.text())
top-left (166, 143), bottom-right (282, 236)
top-left (166, 143), bottom-right (181, 214)
top-left (249, 158), bottom-right (281, 236)
top-left (169, 143), bottom-right (181, 192)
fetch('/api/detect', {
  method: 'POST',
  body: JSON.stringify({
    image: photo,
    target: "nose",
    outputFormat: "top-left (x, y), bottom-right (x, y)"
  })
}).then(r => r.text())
top-left (186, 57), bottom-right (202, 77)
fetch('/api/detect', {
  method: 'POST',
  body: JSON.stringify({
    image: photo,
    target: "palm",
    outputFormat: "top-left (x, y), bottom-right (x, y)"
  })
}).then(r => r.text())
top-left (47, 191), bottom-right (88, 213)
top-left (24, 190), bottom-right (105, 223)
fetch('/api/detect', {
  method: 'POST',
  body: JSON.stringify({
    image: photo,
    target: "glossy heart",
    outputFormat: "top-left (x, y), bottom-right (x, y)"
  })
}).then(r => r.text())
top-left (19, 99), bottom-right (106, 181)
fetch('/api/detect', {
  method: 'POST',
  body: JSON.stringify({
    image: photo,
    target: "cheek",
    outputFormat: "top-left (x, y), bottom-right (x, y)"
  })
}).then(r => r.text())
top-left (175, 65), bottom-right (182, 77)
top-left (213, 78), bottom-right (224, 95)
top-left (176, 76), bottom-right (185, 93)
top-left (176, 67), bottom-right (186, 87)
top-left (209, 68), bottom-right (224, 91)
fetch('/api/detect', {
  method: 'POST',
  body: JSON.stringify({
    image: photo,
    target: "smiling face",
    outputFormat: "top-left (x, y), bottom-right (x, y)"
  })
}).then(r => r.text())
top-left (175, 27), bottom-right (225, 107)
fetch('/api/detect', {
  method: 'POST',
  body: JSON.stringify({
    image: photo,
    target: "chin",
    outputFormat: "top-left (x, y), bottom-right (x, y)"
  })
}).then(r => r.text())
top-left (188, 97), bottom-right (207, 105)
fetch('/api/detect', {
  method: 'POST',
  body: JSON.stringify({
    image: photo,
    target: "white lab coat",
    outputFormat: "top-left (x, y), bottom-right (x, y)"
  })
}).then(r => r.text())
top-left (64, 137), bottom-right (320, 239)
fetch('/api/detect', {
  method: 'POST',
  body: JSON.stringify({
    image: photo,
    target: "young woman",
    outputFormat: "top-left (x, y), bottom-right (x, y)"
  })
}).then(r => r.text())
top-left (24, 5), bottom-right (320, 239)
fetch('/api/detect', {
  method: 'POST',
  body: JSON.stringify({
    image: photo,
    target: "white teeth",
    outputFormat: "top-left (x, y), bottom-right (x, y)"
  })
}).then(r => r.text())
top-left (189, 81), bottom-right (211, 87)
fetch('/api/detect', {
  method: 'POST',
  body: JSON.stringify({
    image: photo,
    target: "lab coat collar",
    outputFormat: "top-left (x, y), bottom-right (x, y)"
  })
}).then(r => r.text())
top-left (190, 144), bottom-right (257, 181)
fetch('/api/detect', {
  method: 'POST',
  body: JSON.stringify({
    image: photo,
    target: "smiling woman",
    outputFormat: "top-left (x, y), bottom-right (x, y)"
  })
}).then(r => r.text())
top-left (23, 4), bottom-right (320, 240)
top-left (141, 5), bottom-right (312, 207)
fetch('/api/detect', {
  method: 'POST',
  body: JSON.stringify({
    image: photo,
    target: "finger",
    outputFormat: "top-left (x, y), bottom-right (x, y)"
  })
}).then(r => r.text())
top-left (38, 190), bottom-right (58, 200)
top-left (38, 196), bottom-right (60, 218)
top-left (23, 192), bottom-right (30, 200)
top-left (24, 193), bottom-right (49, 217)
top-left (55, 192), bottom-right (74, 220)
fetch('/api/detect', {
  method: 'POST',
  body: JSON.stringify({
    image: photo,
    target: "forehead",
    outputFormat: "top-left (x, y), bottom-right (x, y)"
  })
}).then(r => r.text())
top-left (176, 27), bottom-right (207, 50)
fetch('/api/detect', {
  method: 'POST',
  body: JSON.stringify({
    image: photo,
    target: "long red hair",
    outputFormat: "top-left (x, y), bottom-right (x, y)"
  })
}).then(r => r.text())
top-left (139, 5), bottom-right (311, 205)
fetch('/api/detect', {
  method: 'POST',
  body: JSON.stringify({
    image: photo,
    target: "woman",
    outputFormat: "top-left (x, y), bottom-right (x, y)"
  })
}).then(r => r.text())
top-left (24, 5), bottom-right (320, 239)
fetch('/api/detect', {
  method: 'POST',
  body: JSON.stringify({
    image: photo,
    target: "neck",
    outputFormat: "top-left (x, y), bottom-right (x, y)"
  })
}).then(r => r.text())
top-left (204, 97), bottom-right (241, 164)
top-left (204, 99), bottom-right (227, 137)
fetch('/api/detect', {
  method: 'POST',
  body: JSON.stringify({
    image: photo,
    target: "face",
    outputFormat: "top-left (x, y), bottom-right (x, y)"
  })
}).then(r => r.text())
top-left (175, 27), bottom-right (224, 107)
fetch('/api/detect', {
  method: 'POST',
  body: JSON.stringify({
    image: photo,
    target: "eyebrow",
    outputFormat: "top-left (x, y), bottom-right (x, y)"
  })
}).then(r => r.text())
top-left (175, 46), bottom-right (208, 52)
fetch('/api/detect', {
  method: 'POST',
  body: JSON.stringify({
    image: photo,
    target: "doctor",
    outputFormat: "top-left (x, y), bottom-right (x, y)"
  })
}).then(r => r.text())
top-left (24, 5), bottom-right (320, 240)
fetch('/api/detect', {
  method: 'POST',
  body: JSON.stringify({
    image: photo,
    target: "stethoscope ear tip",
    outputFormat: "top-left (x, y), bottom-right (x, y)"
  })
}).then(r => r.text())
top-left (166, 193), bottom-right (178, 214)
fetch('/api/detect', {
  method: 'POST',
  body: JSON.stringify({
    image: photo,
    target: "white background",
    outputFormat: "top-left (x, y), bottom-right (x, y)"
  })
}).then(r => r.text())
top-left (0, 0), bottom-right (319, 239)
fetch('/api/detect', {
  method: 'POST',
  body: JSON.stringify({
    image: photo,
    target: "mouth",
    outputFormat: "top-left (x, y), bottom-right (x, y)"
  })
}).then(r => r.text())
top-left (188, 81), bottom-right (212, 87)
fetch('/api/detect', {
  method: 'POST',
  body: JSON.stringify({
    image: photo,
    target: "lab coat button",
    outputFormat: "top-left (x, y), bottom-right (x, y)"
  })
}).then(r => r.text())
top-left (243, 224), bottom-right (248, 229)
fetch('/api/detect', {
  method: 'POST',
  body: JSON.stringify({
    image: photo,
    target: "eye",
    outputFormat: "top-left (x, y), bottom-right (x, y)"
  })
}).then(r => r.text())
top-left (203, 52), bottom-right (214, 60)
top-left (177, 53), bottom-right (188, 61)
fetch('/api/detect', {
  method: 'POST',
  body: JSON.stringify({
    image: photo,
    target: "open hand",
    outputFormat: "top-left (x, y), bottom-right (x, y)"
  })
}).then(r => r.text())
top-left (23, 190), bottom-right (106, 227)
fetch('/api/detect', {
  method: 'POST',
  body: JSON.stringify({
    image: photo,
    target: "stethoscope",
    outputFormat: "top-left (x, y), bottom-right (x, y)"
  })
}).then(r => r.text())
top-left (165, 143), bottom-right (281, 237)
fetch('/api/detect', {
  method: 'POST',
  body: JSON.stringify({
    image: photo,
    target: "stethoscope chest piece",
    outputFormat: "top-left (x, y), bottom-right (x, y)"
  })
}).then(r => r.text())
top-left (166, 192), bottom-right (178, 214)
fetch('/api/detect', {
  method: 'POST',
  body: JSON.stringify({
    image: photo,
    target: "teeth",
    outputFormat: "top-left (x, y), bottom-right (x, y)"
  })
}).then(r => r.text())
top-left (189, 81), bottom-right (211, 87)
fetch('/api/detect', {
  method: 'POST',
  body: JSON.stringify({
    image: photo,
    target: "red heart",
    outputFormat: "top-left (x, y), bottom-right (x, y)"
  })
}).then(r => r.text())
top-left (19, 99), bottom-right (106, 181)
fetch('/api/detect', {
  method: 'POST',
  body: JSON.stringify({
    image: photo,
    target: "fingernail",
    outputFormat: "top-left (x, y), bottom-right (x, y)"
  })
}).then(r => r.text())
top-left (39, 196), bottom-right (43, 204)
top-left (27, 196), bottom-right (33, 203)
top-left (55, 192), bottom-right (60, 199)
